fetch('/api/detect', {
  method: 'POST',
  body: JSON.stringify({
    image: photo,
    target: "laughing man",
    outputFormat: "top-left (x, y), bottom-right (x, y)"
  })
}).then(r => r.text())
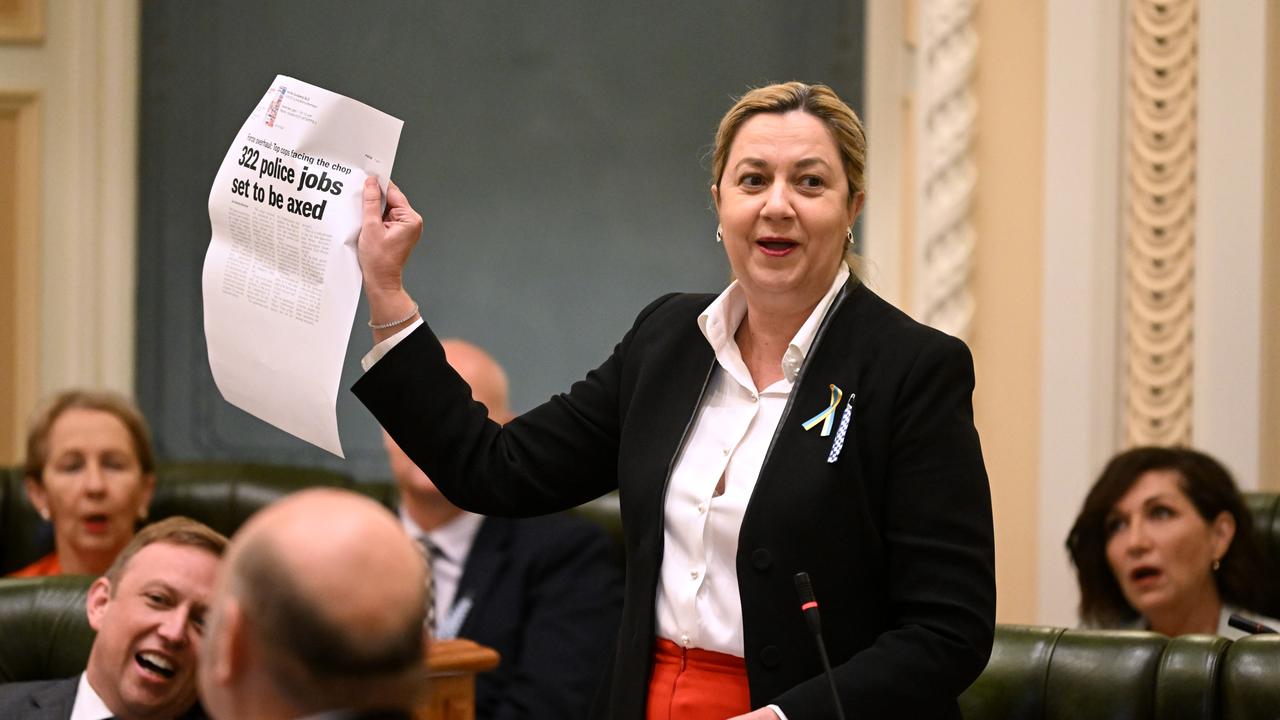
top-left (0, 516), bottom-right (227, 720)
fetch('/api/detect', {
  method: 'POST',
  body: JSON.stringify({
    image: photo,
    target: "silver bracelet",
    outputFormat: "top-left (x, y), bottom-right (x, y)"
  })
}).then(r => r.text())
top-left (368, 301), bottom-right (420, 330)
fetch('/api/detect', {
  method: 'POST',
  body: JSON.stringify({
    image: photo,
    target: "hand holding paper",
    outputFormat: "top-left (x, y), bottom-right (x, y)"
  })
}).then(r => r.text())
top-left (358, 178), bottom-right (424, 340)
top-left (359, 178), bottom-right (422, 294)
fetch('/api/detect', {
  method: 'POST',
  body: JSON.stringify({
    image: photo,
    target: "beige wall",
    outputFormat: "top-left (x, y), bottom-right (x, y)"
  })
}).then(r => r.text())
top-left (0, 0), bottom-right (138, 452)
top-left (1264, 1), bottom-right (1280, 491)
top-left (866, 0), bottom-right (1047, 624)
top-left (970, 0), bottom-right (1044, 625)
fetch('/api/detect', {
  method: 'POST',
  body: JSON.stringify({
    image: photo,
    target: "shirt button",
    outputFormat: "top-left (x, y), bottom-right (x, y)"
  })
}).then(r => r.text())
top-left (697, 502), bottom-right (707, 513)
top-left (690, 569), bottom-right (700, 580)
top-left (752, 394), bottom-right (759, 402)
top-left (680, 634), bottom-right (690, 646)
top-left (722, 447), bottom-right (730, 456)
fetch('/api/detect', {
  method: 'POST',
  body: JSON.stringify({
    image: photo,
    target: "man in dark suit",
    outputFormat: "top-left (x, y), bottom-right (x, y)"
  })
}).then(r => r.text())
top-left (0, 517), bottom-right (227, 720)
top-left (383, 338), bottom-right (622, 719)
top-left (197, 488), bottom-right (428, 720)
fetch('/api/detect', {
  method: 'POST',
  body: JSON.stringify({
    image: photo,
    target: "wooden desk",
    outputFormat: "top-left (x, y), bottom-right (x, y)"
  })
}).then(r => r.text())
top-left (417, 638), bottom-right (501, 720)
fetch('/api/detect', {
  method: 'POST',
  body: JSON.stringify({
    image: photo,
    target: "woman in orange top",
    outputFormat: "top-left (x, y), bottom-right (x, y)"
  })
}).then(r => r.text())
top-left (10, 390), bottom-right (156, 577)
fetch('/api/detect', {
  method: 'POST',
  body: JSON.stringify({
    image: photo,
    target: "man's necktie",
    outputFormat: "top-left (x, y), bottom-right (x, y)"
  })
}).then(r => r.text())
top-left (417, 536), bottom-right (442, 636)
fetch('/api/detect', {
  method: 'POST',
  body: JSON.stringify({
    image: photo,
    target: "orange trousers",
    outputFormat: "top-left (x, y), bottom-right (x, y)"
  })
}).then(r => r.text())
top-left (646, 638), bottom-right (752, 720)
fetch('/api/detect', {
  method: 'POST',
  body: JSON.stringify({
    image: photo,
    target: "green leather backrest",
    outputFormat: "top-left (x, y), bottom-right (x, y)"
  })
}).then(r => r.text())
top-left (959, 624), bottom-right (1064, 719)
top-left (960, 628), bottom-right (1273, 720)
top-left (149, 461), bottom-right (356, 539)
top-left (1220, 636), bottom-right (1280, 720)
top-left (0, 466), bottom-right (51, 575)
top-left (961, 626), bottom-right (1205, 720)
top-left (1242, 493), bottom-right (1280, 618)
top-left (1155, 635), bottom-right (1232, 720)
top-left (1044, 630), bottom-right (1168, 720)
top-left (0, 575), bottom-right (95, 683)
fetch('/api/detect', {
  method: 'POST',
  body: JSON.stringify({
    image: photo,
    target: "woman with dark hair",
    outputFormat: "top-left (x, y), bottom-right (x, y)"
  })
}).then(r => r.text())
top-left (1067, 446), bottom-right (1276, 637)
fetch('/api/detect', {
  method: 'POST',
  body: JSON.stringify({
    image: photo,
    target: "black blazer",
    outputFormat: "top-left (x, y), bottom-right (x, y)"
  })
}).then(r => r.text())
top-left (454, 514), bottom-right (622, 719)
top-left (354, 280), bottom-right (995, 719)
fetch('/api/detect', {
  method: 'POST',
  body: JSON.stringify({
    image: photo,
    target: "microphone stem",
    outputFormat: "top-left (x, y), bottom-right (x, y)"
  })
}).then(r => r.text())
top-left (812, 632), bottom-right (847, 720)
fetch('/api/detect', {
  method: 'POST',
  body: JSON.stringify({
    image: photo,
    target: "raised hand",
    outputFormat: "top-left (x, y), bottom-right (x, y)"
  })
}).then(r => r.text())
top-left (358, 177), bottom-right (423, 340)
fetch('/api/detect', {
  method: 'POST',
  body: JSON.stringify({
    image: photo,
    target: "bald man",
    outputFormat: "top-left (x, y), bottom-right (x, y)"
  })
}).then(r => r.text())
top-left (197, 489), bottom-right (428, 720)
top-left (385, 338), bottom-right (622, 719)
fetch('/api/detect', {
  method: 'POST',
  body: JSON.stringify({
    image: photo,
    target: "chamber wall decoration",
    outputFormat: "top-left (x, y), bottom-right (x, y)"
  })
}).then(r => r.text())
top-left (1124, 0), bottom-right (1198, 446)
top-left (914, 0), bottom-right (979, 342)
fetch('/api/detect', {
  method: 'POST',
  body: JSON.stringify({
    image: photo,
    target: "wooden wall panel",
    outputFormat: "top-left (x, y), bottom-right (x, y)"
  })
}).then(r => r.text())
top-left (0, 0), bottom-right (43, 43)
top-left (0, 92), bottom-right (39, 462)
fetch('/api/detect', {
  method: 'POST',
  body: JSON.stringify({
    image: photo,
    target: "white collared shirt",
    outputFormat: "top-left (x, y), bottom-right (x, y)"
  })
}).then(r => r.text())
top-left (654, 264), bottom-right (848, 660)
top-left (70, 672), bottom-right (115, 720)
top-left (400, 507), bottom-right (484, 637)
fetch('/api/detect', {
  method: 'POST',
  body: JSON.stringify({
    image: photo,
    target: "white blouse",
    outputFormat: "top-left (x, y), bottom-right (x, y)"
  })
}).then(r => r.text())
top-left (655, 264), bottom-right (849, 658)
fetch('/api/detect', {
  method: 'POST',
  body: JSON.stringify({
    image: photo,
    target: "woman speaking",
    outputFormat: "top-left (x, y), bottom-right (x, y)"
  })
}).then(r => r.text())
top-left (354, 82), bottom-right (995, 720)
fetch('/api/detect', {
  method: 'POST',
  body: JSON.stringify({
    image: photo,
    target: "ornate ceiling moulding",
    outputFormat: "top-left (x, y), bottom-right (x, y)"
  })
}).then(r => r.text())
top-left (1123, 0), bottom-right (1197, 446)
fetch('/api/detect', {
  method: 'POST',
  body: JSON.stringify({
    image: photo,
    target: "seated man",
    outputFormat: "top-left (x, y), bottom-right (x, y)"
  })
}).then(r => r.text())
top-left (384, 338), bottom-right (623, 719)
top-left (0, 516), bottom-right (227, 720)
top-left (197, 488), bottom-right (429, 720)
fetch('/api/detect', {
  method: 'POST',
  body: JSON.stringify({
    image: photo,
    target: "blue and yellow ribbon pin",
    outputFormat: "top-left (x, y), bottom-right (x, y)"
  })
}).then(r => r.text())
top-left (801, 384), bottom-right (844, 437)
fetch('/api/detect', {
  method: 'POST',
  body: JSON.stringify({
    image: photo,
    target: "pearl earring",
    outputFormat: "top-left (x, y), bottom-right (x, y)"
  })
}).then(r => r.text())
top-left (846, 227), bottom-right (854, 245)
top-left (1212, 559), bottom-right (1221, 572)
top-left (715, 227), bottom-right (723, 244)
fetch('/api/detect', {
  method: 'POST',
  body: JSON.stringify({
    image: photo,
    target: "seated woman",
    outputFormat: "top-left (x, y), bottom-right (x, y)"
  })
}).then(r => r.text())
top-left (10, 390), bottom-right (156, 577)
top-left (1067, 446), bottom-right (1278, 637)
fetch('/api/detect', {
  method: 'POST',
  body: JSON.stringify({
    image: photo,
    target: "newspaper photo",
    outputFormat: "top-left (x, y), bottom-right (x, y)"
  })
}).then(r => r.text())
top-left (203, 75), bottom-right (403, 456)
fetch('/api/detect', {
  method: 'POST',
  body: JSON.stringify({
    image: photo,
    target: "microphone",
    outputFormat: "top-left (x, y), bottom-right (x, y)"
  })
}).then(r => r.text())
top-left (1228, 613), bottom-right (1278, 635)
top-left (794, 572), bottom-right (847, 720)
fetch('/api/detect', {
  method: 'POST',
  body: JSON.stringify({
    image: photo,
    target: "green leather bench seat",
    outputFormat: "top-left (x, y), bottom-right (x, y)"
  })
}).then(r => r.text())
top-left (1155, 634), bottom-right (1233, 720)
top-left (148, 461), bottom-right (356, 540)
top-left (1242, 493), bottom-right (1280, 619)
top-left (1221, 636), bottom-right (1280, 720)
top-left (957, 625), bottom-right (1269, 720)
top-left (0, 575), bottom-right (94, 683)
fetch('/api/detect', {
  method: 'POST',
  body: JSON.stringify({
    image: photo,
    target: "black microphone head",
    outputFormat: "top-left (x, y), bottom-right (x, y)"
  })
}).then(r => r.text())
top-left (1229, 613), bottom-right (1278, 634)
top-left (794, 572), bottom-right (816, 603)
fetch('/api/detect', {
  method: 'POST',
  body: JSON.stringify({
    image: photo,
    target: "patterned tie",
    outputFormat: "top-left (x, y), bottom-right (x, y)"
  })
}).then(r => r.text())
top-left (417, 536), bottom-right (442, 636)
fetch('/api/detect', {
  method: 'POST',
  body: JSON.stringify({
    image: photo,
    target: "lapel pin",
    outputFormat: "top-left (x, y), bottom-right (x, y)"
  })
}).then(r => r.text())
top-left (802, 384), bottom-right (843, 437)
top-left (826, 394), bottom-right (854, 464)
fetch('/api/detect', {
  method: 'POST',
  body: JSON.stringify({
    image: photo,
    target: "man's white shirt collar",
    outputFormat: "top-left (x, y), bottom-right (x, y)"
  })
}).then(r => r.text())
top-left (697, 263), bottom-right (850, 389)
top-left (398, 506), bottom-right (483, 566)
top-left (70, 672), bottom-right (115, 720)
